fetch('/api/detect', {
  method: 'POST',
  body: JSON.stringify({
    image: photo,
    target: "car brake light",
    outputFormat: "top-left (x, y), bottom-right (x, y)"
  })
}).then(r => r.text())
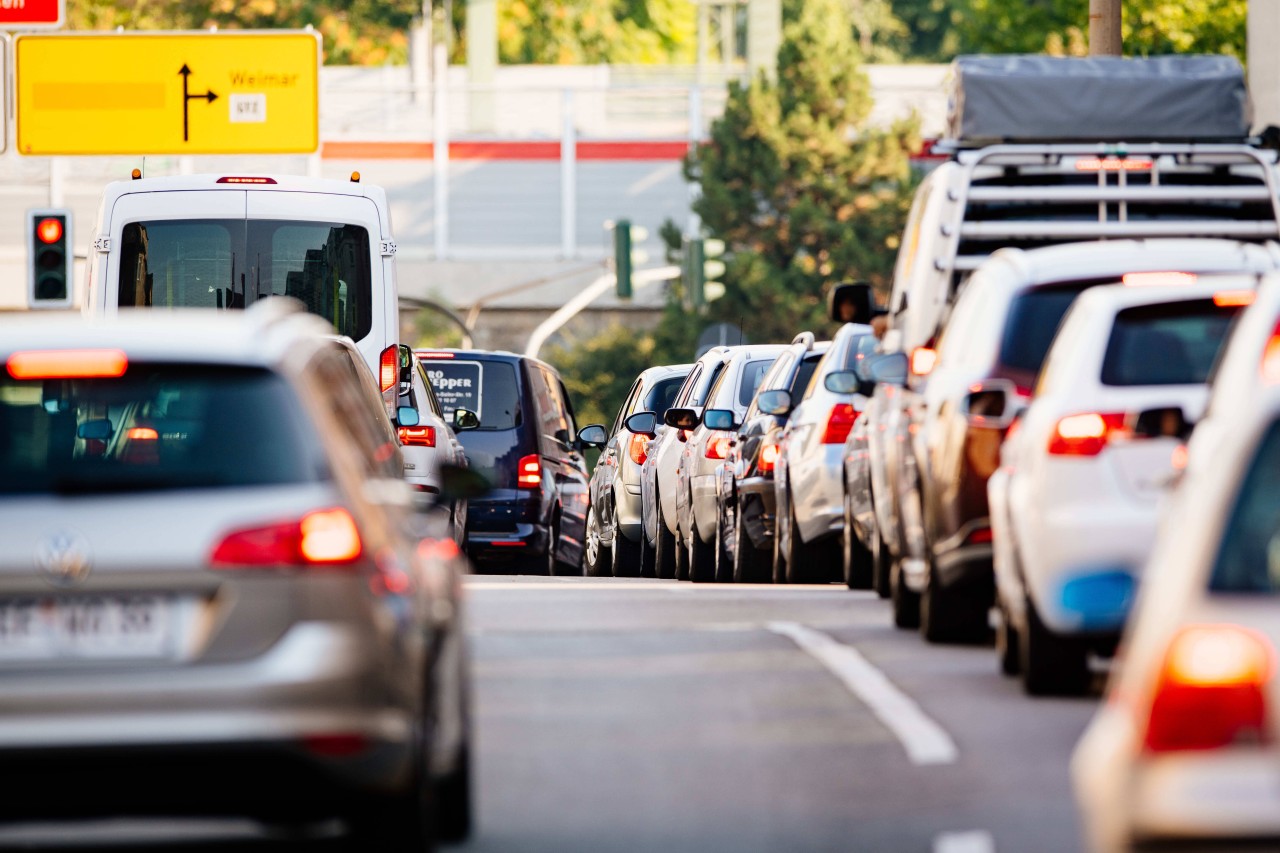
top-left (1213, 290), bottom-right (1255, 308)
top-left (517, 453), bottom-right (541, 489)
top-left (398, 425), bottom-right (436, 447)
top-left (758, 440), bottom-right (780, 474)
top-left (126, 427), bottom-right (158, 441)
top-left (215, 176), bottom-right (278, 184)
top-left (965, 526), bottom-right (993, 545)
top-left (416, 351), bottom-right (455, 359)
top-left (629, 432), bottom-right (651, 465)
top-left (1076, 157), bottom-right (1153, 172)
top-left (1047, 412), bottom-right (1128, 456)
top-left (7, 349), bottom-right (129, 380)
top-left (1144, 625), bottom-right (1273, 752)
top-left (821, 403), bottom-right (859, 444)
top-left (1122, 272), bottom-right (1197, 287)
top-left (706, 435), bottom-right (731, 459)
top-left (379, 345), bottom-right (397, 393)
top-left (910, 347), bottom-right (937, 377)
top-left (210, 507), bottom-right (363, 568)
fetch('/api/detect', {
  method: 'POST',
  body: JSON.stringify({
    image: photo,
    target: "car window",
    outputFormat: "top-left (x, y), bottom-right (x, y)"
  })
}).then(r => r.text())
top-left (843, 334), bottom-right (879, 370)
top-left (117, 219), bottom-right (373, 341)
top-left (643, 375), bottom-right (685, 418)
top-left (529, 365), bottom-right (575, 451)
top-left (1210, 419), bottom-right (1280, 593)
top-left (745, 352), bottom-right (794, 419)
top-left (424, 359), bottom-right (520, 430)
top-left (999, 284), bottom-right (1094, 375)
top-left (790, 352), bottom-right (824, 398)
top-left (613, 378), bottom-right (643, 434)
top-left (739, 359), bottom-right (774, 407)
top-left (320, 348), bottom-right (402, 481)
top-left (674, 364), bottom-right (703, 407)
top-left (0, 364), bottom-right (323, 496)
top-left (1100, 299), bottom-right (1241, 387)
top-left (689, 361), bottom-right (725, 407)
top-left (704, 362), bottom-right (733, 409)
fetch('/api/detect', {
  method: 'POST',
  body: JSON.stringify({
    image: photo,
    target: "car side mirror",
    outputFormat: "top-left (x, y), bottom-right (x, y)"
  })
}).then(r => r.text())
top-left (577, 423), bottom-right (608, 448)
top-left (755, 389), bottom-right (792, 417)
top-left (664, 407), bottom-right (700, 430)
top-left (624, 410), bottom-right (658, 436)
top-left (1132, 406), bottom-right (1193, 441)
top-left (438, 463), bottom-right (491, 501)
top-left (824, 370), bottom-right (860, 395)
top-left (76, 418), bottom-right (114, 441)
top-left (453, 408), bottom-right (480, 431)
top-left (702, 408), bottom-right (737, 431)
top-left (857, 352), bottom-right (908, 388)
top-left (960, 380), bottom-right (1025, 431)
top-left (396, 406), bottom-right (420, 427)
top-left (828, 282), bottom-right (875, 324)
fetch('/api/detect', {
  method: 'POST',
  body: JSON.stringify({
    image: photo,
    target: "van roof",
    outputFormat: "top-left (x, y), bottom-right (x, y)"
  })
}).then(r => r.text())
top-left (98, 173), bottom-right (390, 208)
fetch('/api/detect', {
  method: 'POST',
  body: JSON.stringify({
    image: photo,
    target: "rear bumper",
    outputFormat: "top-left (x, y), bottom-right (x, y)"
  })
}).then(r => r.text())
top-left (616, 484), bottom-right (644, 543)
top-left (465, 491), bottom-right (549, 564)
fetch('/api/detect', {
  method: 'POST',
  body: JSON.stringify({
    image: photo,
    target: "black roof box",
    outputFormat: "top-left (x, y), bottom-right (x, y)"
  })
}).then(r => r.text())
top-left (946, 55), bottom-right (1251, 144)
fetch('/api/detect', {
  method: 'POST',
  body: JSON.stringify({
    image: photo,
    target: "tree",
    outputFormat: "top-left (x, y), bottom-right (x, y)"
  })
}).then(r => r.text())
top-left (682, 0), bottom-right (919, 345)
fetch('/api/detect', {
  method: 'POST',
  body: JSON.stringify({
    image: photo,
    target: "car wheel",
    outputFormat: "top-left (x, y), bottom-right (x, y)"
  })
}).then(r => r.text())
top-left (673, 515), bottom-right (690, 581)
top-left (348, 742), bottom-right (433, 851)
top-left (842, 490), bottom-right (873, 589)
top-left (611, 521), bottom-right (642, 578)
top-left (688, 517), bottom-right (715, 583)
top-left (870, 517), bottom-right (891, 599)
top-left (1021, 594), bottom-right (1090, 696)
top-left (920, 568), bottom-right (990, 645)
top-left (890, 555), bottom-right (920, 629)
top-left (653, 490), bottom-right (677, 580)
top-left (638, 533), bottom-right (657, 578)
top-left (771, 507), bottom-right (787, 584)
top-left (995, 601), bottom-right (1021, 677)
top-left (547, 514), bottom-right (581, 577)
top-left (583, 507), bottom-right (612, 577)
top-left (713, 507), bottom-right (733, 583)
top-left (733, 508), bottom-right (769, 584)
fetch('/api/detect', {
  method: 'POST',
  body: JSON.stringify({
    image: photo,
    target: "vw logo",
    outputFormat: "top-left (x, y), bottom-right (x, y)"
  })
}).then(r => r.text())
top-left (35, 531), bottom-right (92, 586)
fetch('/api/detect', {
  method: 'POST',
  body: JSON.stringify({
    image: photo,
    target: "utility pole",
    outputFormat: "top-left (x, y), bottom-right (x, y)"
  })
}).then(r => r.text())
top-left (1088, 0), bottom-right (1121, 56)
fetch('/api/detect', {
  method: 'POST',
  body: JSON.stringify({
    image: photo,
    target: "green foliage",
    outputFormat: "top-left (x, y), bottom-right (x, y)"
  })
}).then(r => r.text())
top-left (546, 322), bottom-right (658, 429)
top-left (892, 0), bottom-right (963, 61)
top-left (955, 0), bottom-right (1246, 58)
top-left (494, 0), bottom-right (696, 64)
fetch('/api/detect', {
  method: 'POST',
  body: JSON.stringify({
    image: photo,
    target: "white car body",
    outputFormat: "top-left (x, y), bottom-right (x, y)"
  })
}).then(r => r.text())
top-left (399, 349), bottom-right (469, 542)
top-left (1073, 272), bottom-right (1280, 850)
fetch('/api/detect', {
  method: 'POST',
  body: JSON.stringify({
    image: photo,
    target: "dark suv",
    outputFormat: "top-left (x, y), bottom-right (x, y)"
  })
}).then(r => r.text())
top-left (419, 349), bottom-right (600, 574)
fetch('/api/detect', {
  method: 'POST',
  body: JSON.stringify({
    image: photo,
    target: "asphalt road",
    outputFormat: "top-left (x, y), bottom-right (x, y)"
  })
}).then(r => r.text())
top-left (0, 576), bottom-right (1099, 852)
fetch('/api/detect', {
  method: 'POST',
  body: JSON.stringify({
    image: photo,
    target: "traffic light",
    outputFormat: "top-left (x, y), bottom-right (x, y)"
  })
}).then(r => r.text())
top-left (611, 219), bottom-right (649, 299)
top-left (27, 209), bottom-right (72, 309)
top-left (685, 237), bottom-right (727, 308)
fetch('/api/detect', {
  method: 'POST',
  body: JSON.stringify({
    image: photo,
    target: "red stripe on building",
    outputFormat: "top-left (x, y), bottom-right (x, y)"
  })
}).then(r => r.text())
top-left (322, 139), bottom-right (692, 161)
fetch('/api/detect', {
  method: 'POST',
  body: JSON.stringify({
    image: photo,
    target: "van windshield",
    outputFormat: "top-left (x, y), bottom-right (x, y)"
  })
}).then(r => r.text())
top-left (116, 219), bottom-right (373, 341)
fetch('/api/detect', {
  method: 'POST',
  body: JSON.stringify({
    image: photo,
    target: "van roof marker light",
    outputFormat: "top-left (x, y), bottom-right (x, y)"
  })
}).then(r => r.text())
top-left (1213, 290), bottom-right (1256, 307)
top-left (7, 349), bottom-right (129, 380)
top-left (1122, 272), bottom-right (1198, 288)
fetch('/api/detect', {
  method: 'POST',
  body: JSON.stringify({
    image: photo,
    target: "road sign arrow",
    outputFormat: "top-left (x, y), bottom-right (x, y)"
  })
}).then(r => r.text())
top-left (179, 63), bottom-right (219, 142)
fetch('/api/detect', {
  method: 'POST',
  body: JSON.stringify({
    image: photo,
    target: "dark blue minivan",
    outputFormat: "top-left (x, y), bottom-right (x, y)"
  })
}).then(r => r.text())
top-left (418, 349), bottom-right (600, 574)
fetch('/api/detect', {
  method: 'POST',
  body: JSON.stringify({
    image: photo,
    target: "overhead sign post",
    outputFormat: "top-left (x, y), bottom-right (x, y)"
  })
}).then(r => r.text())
top-left (14, 31), bottom-right (321, 156)
top-left (0, 0), bottom-right (64, 29)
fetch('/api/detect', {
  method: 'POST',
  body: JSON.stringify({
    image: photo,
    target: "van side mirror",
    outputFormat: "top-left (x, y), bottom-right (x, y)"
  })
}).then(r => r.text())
top-left (577, 424), bottom-right (608, 448)
top-left (1132, 406), bottom-right (1193, 441)
top-left (755, 389), bottom-right (792, 417)
top-left (702, 409), bottom-right (737, 431)
top-left (829, 282), bottom-right (875, 324)
top-left (624, 410), bottom-right (658, 436)
top-left (664, 407), bottom-right (700, 430)
top-left (453, 408), bottom-right (480, 431)
top-left (396, 406), bottom-right (420, 427)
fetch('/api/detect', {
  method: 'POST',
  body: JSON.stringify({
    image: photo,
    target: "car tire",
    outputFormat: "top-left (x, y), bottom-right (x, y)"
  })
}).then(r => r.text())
top-left (433, 742), bottom-right (472, 843)
top-left (674, 516), bottom-right (690, 581)
top-left (842, 490), bottom-right (873, 590)
top-left (996, 601), bottom-right (1021, 677)
top-left (713, 506), bottom-right (734, 583)
top-left (583, 508), bottom-right (612, 577)
top-left (733, 509), bottom-right (769, 584)
top-left (869, 508), bottom-right (892, 599)
top-left (688, 520), bottom-right (716, 583)
top-left (891, 555), bottom-right (920, 629)
top-left (611, 527), bottom-right (642, 578)
top-left (771, 510), bottom-right (787, 584)
top-left (784, 500), bottom-right (822, 584)
top-left (1021, 595), bottom-right (1090, 696)
top-left (653, 492), bottom-right (678, 580)
top-left (638, 533), bottom-right (657, 578)
top-left (920, 569), bottom-right (989, 645)
top-left (348, 745), bottom-right (433, 851)
top-left (547, 514), bottom-right (581, 577)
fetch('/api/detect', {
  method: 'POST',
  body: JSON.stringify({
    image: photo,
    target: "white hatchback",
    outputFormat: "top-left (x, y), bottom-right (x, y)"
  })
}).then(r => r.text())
top-left (994, 275), bottom-right (1258, 694)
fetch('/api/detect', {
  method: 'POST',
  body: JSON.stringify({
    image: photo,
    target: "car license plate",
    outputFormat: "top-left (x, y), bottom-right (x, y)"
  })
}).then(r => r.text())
top-left (0, 595), bottom-right (174, 661)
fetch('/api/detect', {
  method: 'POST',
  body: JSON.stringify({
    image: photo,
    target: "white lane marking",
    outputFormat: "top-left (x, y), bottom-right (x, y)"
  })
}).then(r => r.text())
top-left (767, 621), bottom-right (959, 766)
top-left (933, 830), bottom-right (995, 853)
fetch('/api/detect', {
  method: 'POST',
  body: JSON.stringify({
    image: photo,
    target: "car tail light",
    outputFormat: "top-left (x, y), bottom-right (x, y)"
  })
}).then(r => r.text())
top-left (416, 351), bottom-right (455, 359)
top-left (821, 403), bottom-right (859, 444)
top-left (215, 176), bottom-right (278, 184)
top-left (910, 347), bottom-right (937, 377)
top-left (398, 425), bottom-right (436, 447)
top-left (126, 427), bottom-right (158, 441)
top-left (1047, 412), bottom-right (1128, 457)
top-left (517, 453), bottom-right (541, 489)
top-left (7, 349), bottom-right (129, 380)
top-left (706, 434), bottom-right (731, 460)
top-left (211, 507), bottom-right (363, 568)
top-left (964, 526), bottom-right (993, 545)
top-left (758, 439), bottom-right (780, 474)
top-left (1122, 271), bottom-right (1197, 287)
top-left (1144, 625), bottom-right (1273, 753)
top-left (379, 345), bottom-right (397, 393)
top-left (1076, 157), bottom-right (1153, 172)
top-left (1261, 320), bottom-right (1280, 384)
top-left (303, 733), bottom-right (368, 757)
top-left (1213, 290), bottom-right (1255, 308)
top-left (628, 433), bottom-right (650, 465)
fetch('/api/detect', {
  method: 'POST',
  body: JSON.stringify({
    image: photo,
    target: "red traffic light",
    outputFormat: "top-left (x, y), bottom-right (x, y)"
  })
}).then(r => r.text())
top-left (36, 217), bottom-right (63, 245)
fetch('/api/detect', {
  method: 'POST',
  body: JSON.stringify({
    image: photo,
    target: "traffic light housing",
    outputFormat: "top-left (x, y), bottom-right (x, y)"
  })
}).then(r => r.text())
top-left (685, 237), bottom-right (727, 308)
top-left (28, 209), bottom-right (72, 309)
top-left (614, 218), bottom-right (633, 299)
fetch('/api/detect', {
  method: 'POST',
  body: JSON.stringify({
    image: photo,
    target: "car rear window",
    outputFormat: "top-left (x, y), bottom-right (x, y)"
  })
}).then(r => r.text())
top-left (1000, 284), bottom-right (1093, 374)
top-left (790, 352), bottom-right (823, 397)
top-left (117, 219), bottom-right (373, 341)
top-left (423, 359), bottom-right (520, 430)
top-left (738, 359), bottom-right (774, 408)
top-left (1210, 419), bottom-right (1280, 594)
top-left (1100, 299), bottom-right (1240, 387)
top-left (644, 375), bottom-right (685, 415)
top-left (0, 364), bottom-right (321, 496)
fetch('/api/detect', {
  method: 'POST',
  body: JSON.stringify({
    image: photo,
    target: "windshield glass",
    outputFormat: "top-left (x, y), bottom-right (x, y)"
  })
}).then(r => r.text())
top-left (423, 359), bottom-right (521, 431)
top-left (644, 375), bottom-right (686, 416)
top-left (1000, 284), bottom-right (1093, 374)
top-left (116, 219), bottom-right (373, 340)
top-left (0, 364), bottom-right (322, 496)
top-left (1100, 299), bottom-right (1240, 387)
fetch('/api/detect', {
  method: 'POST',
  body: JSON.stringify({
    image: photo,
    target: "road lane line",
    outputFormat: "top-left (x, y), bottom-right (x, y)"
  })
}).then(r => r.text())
top-left (767, 621), bottom-right (959, 766)
top-left (933, 830), bottom-right (995, 853)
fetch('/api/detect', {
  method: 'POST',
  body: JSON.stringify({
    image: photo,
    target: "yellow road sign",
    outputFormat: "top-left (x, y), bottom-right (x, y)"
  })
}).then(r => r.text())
top-left (15, 31), bottom-right (321, 156)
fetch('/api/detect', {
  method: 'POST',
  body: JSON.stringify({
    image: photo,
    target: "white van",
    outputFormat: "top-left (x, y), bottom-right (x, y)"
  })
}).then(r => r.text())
top-left (84, 173), bottom-right (400, 393)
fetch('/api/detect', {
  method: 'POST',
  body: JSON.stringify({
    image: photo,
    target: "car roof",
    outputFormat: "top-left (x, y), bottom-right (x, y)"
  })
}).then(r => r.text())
top-left (415, 348), bottom-right (558, 373)
top-left (0, 304), bottom-right (334, 369)
top-left (639, 363), bottom-right (693, 384)
top-left (1068, 274), bottom-right (1260, 315)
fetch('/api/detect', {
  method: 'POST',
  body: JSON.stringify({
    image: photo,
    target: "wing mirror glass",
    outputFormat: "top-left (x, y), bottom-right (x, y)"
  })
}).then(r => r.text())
top-left (624, 410), bottom-right (658, 436)
top-left (577, 423), bottom-right (608, 448)
top-left (396, 406), bottom-right (421, 427)
top-left (857, 352), bottom-right (908, 387)
top-left (756, 389), bottom-right (792, 417)
top-left (76, 419), bottom-right (114, 441)
top-left (702, 408), bottom-right (737, 431)
top-left (453, 408), bottom-right (480, 431)
top-left (824, 370), bottom-right (860, 395)
top-left (664, 407), bottom-right (700, 430)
